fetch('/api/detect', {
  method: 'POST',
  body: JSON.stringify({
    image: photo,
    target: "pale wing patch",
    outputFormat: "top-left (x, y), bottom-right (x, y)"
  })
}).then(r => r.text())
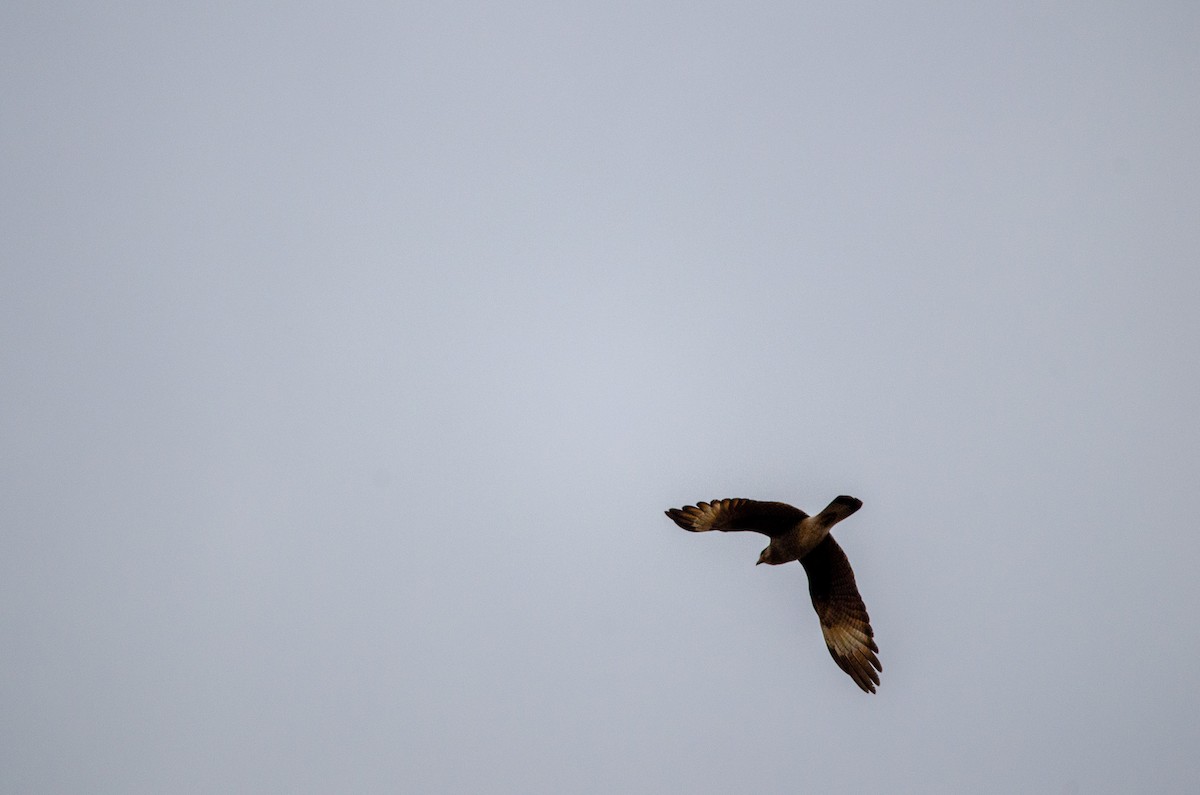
top-left (664, 501), bottom-right (723, 532)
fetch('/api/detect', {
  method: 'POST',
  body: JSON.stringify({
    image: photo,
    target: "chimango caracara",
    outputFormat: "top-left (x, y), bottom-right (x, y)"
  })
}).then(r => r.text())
top-left (665, 495), bottom-right (882, 693)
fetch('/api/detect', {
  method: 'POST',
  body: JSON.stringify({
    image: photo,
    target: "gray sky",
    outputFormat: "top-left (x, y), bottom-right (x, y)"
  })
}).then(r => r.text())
top-left (3, 2), bottom-right (1199, 793)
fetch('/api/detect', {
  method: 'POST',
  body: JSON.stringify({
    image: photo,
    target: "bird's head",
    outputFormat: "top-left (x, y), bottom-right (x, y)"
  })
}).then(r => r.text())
top-left (756, 546), bottom-right (784, 566)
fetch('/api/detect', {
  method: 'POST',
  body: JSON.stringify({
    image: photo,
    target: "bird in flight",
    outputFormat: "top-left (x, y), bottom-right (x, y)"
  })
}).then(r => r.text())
top-left (665, 495), bottom-right (882, 693)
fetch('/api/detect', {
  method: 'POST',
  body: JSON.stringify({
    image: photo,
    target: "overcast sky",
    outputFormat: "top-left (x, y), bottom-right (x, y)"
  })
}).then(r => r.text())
top-left (3, 2), bottom-right (1199, 793)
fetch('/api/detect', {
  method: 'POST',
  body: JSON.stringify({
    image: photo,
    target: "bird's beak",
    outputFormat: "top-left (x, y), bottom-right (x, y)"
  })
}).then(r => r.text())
top-left (755, 559), bottom-right (763, 565)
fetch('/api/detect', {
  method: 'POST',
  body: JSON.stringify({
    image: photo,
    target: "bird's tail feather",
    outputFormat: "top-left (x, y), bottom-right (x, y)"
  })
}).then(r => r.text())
top-left (812, 495), bottom-right (862, 528)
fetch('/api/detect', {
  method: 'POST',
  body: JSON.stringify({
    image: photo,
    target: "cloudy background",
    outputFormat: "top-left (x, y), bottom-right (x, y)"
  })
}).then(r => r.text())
top-left (3, 2), bottom-right (1198, 793)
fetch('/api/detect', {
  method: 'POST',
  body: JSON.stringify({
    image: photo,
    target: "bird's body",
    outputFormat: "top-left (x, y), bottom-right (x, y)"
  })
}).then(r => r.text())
top-left (665, 495), bottom-right (882, 693)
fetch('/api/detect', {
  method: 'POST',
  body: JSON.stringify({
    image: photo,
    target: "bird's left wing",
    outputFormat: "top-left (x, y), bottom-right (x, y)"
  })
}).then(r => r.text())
top-left (665, 498), bottom-right (806, 538)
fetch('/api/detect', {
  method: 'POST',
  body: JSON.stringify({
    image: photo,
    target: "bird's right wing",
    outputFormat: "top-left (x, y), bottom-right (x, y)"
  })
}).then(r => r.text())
top-left (665, 498), bottom-right (806, 538)
top-left (800, 535), bottom-right (882, 693)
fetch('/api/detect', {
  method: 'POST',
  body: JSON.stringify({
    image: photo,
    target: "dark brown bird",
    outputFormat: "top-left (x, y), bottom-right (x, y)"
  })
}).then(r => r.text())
top-left (665, 495), bottom-right (882, 693)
